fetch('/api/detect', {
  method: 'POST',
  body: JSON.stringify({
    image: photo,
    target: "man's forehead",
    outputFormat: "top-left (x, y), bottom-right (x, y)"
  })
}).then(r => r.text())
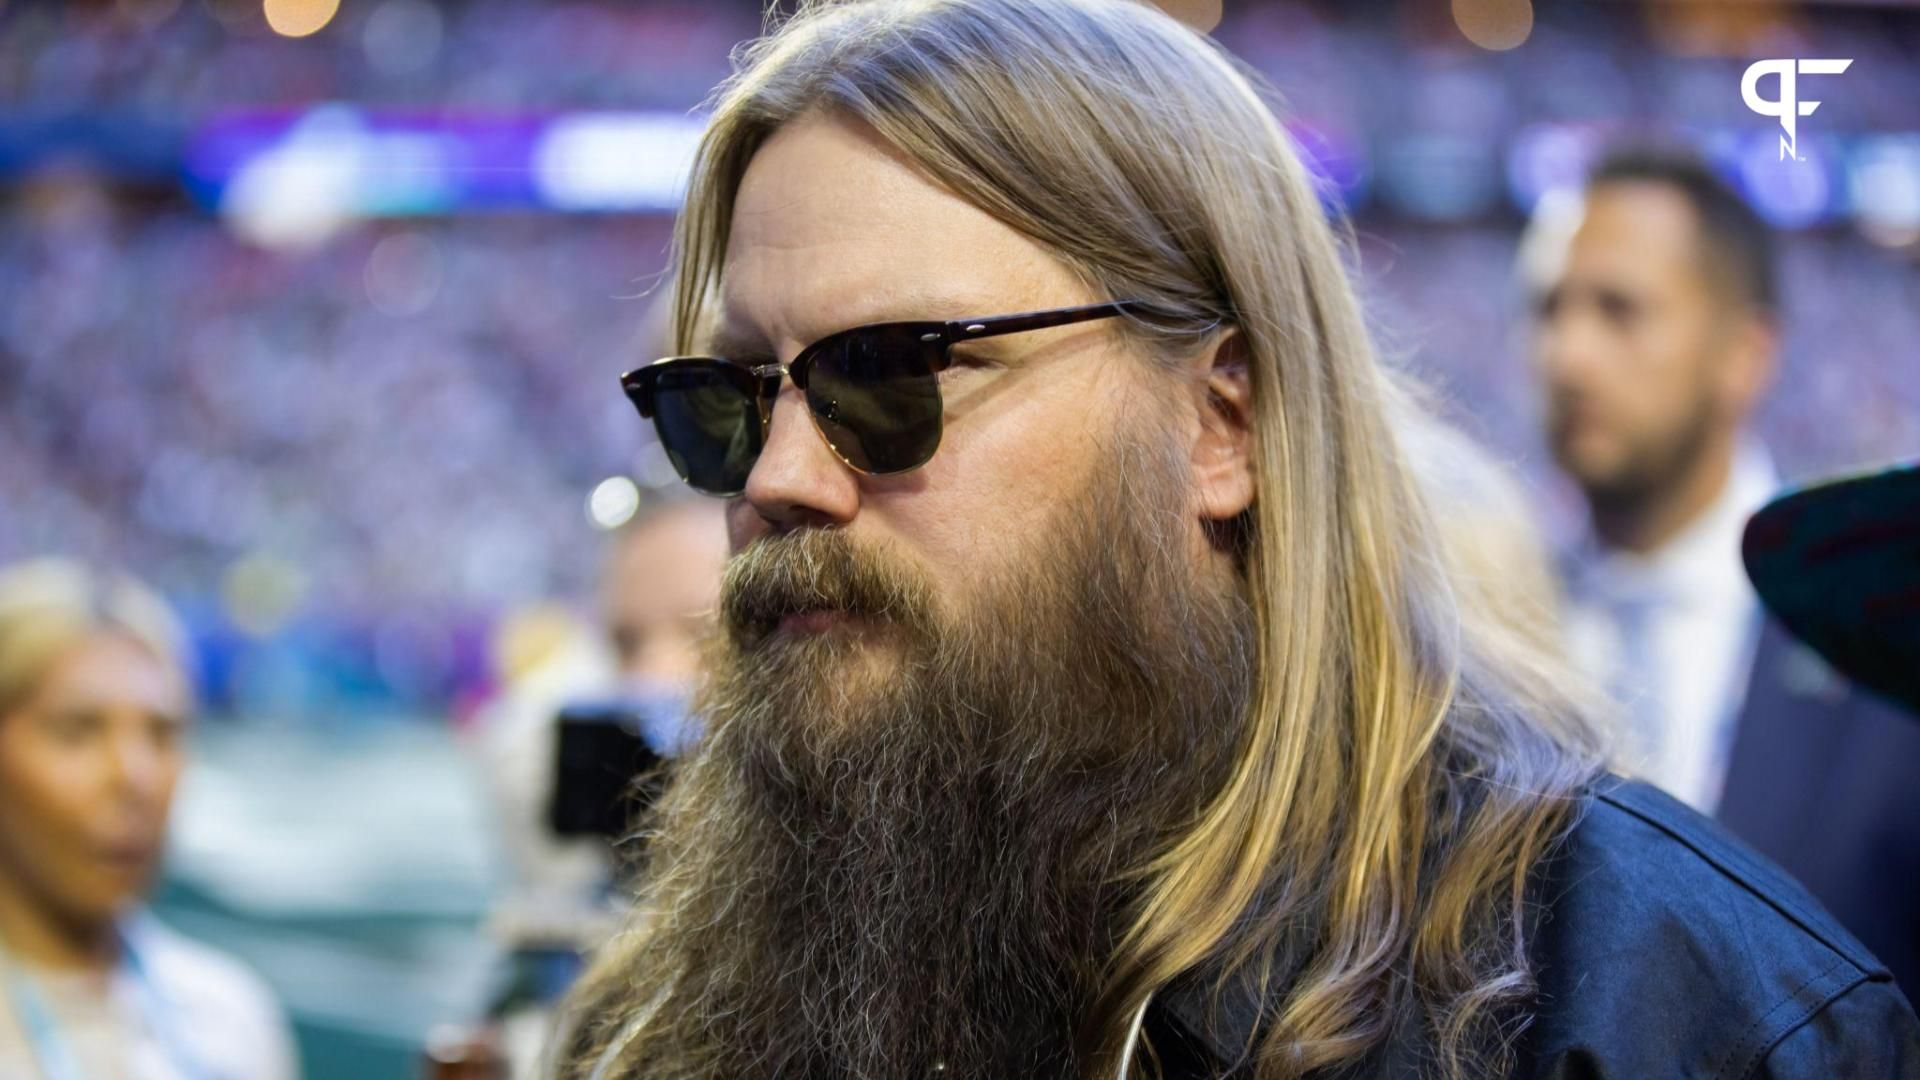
top-left (1568, 183), bottom-right (1705, 282)
top-left (716, 112), bottom-right (1075, 349)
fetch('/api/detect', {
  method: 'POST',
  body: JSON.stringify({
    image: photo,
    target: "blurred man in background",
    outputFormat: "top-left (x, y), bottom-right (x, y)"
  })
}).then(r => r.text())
top-left (479, 492), bottom-right (726, 909)
top-left (472, 493), bottom-right (726, 1078)
top-left (1527, 147), bottom-right (1920, 994)
top-left (0, 558), bottom-right (298, 1079)
top-left (597, 496), bottom-right (729, 756)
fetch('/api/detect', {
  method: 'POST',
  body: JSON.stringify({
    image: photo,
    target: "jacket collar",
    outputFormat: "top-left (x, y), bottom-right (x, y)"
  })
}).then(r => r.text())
top-left (1151, 964), bottom-right (1267, 1070)
top-left (1146, 921), bottom-right (1324, 1073)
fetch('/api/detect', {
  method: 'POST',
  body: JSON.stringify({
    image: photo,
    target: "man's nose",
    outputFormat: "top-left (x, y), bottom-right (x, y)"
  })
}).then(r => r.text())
top-left (1537, 305), bottom-right (1607, 387)
top-left (741, 384), bottom-right (860, 532)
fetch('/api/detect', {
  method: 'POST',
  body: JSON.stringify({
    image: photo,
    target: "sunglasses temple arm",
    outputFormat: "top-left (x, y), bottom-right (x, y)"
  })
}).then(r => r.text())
top-left (944, 300), bottom-right (1145, 342)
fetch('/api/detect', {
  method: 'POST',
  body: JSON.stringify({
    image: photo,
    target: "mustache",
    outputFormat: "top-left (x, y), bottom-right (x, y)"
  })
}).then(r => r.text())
top-left (720, 529), bottom-right (938, 647)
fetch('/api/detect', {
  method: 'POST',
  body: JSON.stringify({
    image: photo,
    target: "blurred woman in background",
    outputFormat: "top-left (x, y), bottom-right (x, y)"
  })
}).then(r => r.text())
top-left (0, 558), bottom-right (297, 1080)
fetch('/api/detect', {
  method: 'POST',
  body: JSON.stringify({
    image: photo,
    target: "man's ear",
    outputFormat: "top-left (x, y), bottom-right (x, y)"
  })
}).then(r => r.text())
top-left (1717, 309), bottom-right (1777, 420)
top-left (1185, 328), bottom-right (1256, 522)
top-left (1712, 305), bottom-right (1781, 422)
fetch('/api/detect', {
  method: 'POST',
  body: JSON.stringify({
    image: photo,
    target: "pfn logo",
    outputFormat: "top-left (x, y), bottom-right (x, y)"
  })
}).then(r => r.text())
top-left (1742, 59), bottom-right (1853, 162)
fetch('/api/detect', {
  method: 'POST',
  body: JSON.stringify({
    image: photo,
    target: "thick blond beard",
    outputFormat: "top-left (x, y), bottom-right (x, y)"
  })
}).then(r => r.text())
top-left (564, 412), bottom-right (1255, 1079)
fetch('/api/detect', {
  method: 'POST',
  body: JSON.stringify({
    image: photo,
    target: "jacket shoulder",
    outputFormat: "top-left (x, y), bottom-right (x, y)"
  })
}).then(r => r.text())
top-left (1582, 780), bottom-right (1884, 969)
top-left (1522, 779), bottom-right (1913, 1079)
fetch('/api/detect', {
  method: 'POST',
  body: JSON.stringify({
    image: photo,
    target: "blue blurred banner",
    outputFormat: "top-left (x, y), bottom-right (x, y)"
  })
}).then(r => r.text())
top-left (1, 104), bottom-right (1911, 233)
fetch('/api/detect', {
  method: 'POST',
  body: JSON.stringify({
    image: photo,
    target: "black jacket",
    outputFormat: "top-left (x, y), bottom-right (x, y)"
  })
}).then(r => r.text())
top-left (1143, 780), bottom-right (1920, 1078)
top-left (1718, 620), bottom-right (1920, 997)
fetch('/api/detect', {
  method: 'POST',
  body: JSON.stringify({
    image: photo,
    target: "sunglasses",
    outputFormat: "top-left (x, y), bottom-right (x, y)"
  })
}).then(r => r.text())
top-left (620, 300), bottom-right (1146, 496)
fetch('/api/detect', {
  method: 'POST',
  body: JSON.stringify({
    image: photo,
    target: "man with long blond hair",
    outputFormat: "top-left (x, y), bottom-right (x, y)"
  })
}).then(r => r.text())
top-left (558, 1), bottom-right (1919, 1076)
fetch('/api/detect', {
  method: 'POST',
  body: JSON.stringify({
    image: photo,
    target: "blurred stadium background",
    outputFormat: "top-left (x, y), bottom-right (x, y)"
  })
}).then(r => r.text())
top-left (2, 0), bottom-right (1916, 1075)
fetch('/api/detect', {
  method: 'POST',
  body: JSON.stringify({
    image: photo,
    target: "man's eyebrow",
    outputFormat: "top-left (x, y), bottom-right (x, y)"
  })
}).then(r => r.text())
top-left (707, 291), bottom-right (1013, 357)
top-left (706, 325), bottom-right (771, 358)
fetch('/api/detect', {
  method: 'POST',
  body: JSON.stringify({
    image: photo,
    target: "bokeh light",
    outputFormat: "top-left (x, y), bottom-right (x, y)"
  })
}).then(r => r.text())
top-left (587, 476), bottom-right (642, 530)
top-left (364, 230), bottom-right (444, 317)
top-left (1453, 0), bottom-right (1534, 51)
top-left (1851, 139), bottom-right (1920, 249)
top-left (491, 603), bottom-right (587, 686)
top-left (222, 553), bottom-right (310, 638)
top-left (263, 0), bottom-right (339, 38)
top-left (1738, 134), bottom-right (1834, 229)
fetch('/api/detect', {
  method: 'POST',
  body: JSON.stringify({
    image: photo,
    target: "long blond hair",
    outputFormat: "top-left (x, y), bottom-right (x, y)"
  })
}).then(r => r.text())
top-left (565, 1), bottom-right (1604, 1075)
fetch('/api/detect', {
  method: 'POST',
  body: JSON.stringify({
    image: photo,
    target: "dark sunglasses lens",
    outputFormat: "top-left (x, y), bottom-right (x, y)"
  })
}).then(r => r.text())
top-left (643, 365), bottom-right (763, 494)
top-left (806, 326), bottom-right (943, 474)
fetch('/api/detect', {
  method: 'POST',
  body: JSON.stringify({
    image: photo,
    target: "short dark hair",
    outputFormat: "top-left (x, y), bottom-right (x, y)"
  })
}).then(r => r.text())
top-left (1587, 146), bottom-right (1778, 316)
